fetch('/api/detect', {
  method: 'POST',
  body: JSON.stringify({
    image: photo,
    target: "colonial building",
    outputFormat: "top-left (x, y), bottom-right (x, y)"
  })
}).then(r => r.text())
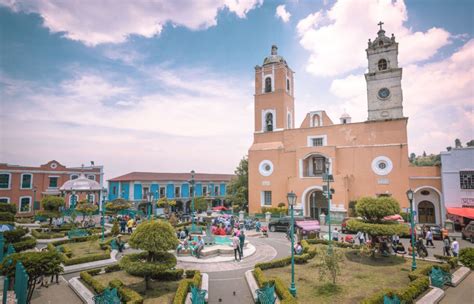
top-left (107, 172), bottom-right (234, 212)
top-left (248, 25), bottom-right (443, 224)
top-left (441, 147), bottom-right (474, 226)
top-left (0, 160), bottom-right (104, 215)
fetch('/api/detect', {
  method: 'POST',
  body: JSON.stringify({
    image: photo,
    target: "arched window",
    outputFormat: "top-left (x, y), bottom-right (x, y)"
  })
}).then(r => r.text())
top-left (312, 114), bottom-right (320, 127)
top-left (265, 77), bottom-right (272, 93)
top-left (378, 59), bottom-right (387, 70)
top-left (265, 112), bottom-right (273, 132)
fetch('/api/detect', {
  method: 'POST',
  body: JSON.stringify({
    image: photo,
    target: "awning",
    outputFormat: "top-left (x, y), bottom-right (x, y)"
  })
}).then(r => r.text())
top-left (447, 207), bottom-right (474, 220)
top-left (296, 220), bottom-right (320, 232)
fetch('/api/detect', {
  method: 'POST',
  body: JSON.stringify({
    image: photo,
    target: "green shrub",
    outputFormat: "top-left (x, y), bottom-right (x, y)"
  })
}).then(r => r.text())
top-left (80, 271), bottom-right (105, 294)
top-left (459, 247), bottom-right (474, 269)
top-left (433, 254), bottom-right (458, 269)
top-left (185, 269), bottom-right (196, 278)
top-left (87, 268), bottom-right (102, 276)
top-left (273, 277), bottom-right (297, 304)
top-left (31, 229), bottom-right (65, 239)
top-left (172, 271), bottom-right (201, 304)
top-left (62, 250), bottom-right (111, 266)
top-left (253, 268), bottom-right (265, 287)
top-left (11, 236), bottom-right (37, 252)
top-left (104, 264), bottom-right (122, 273)
top-left (0, 203), bottom-right (17, 214)
top-left (4, 227), bottom-right (28, 243)
top-left (261, 207), bottom-right (288, 215)
top-left (117, 285), bottom-right (143, 304)
top-left (398, 277), bottom-right (429, 304)
top-left (306, 238), bottom-right (361, 249)
top-left (255, 257), bottom-right (291, 270)
top-left (0, 212), bottom-right (15, 222)
top-left (111, 221), bottom-right (120, 236)
top-left (151, 269), bottom-right (184, 281)
top-left (14, 217), bottom-right (34, 223)
top-left (108, 279), bottom-right (124, 288)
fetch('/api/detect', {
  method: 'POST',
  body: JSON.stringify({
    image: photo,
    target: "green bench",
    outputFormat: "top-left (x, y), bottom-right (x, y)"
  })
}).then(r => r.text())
top-left (430, 267), bottom-right (452, 288)
top-left (67, 229), bottom-right (89, 239)
top-left (256, 283), bottom-right (275, 304)
top-left (191, 286), bottom-right (206, 304)
top-left (93, 287), bottom-right (120, 304)
top-left (383, 295), bottom-right (400, 304)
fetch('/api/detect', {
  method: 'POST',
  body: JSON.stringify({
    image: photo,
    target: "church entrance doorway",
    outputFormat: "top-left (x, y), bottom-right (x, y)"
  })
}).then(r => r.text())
top-left (307, 190), bottom-right (328, 221)
top-left (418, 201), bottom-right (435, 224)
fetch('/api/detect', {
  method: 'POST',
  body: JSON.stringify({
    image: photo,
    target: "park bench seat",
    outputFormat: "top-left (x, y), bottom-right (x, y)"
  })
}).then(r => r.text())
top-left (430, 267), bottom-right (452, 288)
top-left (191, 286), bottom-right (206, 304)
top-left (256, 283), bottom-right (276, 304)
top-left (93, 287), bottom-right (120, 304)
top-left (383, 294), bottom-right (400, 304)
top-left (67, 229), bottom-right (89, 239)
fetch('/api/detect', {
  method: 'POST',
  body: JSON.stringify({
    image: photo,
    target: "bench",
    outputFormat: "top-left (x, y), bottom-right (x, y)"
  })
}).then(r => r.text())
top-left (430, 267), bottom-right (452, 288)
top-left (191, 286), bottom-right (206, 304)
top-left (67, 229), bottom-right (89, 239)
top-left (383, 294), bottom-right (400, 304)
top-left (93, 287), bottom-right (120, 304)
top-left (256, 283), bottom-right (276, 304)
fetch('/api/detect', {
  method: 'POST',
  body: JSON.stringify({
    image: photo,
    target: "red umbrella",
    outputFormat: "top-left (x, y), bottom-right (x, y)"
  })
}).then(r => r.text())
top-left (212, 206), bottom-right (228, 211)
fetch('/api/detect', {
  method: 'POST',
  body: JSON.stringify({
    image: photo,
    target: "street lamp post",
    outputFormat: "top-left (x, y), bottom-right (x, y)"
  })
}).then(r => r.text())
top-left (33, 186), bottom-right (37, 218)
top-left (287, 191), bottom-right (297, 297)
top-left (406, 189), bottom-right (417, 271)
top-left (101, 188), bottom-right (107, 242)
top-left (323, 159), bottom-right (334, 251)
top-left (147, 192), bottom-right (153, 220)
top-left (189, 170), bottom-right (196, 232)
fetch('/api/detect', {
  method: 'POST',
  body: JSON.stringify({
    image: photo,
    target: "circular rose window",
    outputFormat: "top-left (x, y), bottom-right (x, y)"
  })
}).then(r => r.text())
top-left (50, 162), bottom-right (58, 169)
top-left (259, 160), bottom-right (274, 177)
top-left (371, 156), bottom-right (393, 176)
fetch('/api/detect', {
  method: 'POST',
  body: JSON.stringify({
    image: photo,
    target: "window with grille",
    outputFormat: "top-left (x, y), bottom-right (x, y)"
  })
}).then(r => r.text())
top-left (263, 191), bottom-right (272, 206)
top-left (378, 59), bottom-right (387, 70)
top-left (203, 186), bottom-right (208, 196)
top-left (312, 157), bottom-right (326, 175)
top-left (214, 186), bottom-right (219, 196)
top-left (0, 174), bottom-right (10, 189)
top-left (175, 186), bottom-right (181, 198)
top-left (159, 187), bottom-right (166, 198)
top-left (21, 174), bottom-right (32, 188)
top-left (312, 138), bottom-right (323, 146)
top-left (460, 171), bottom-right (474, 189)
top-left (49, 177), bottom-right (58, 188)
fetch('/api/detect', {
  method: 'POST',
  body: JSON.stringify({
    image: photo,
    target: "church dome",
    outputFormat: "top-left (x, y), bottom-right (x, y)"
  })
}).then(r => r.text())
top-left (60, 173), bottom-right (101, 191)
top-left (263, 45), bottom-right (287, 66)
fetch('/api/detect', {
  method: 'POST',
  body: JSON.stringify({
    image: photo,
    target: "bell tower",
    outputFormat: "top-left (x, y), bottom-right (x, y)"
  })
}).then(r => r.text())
top-left (254, 45), bottom-right (295, 132)
top-left (365, 22), bottom-right (404, 121)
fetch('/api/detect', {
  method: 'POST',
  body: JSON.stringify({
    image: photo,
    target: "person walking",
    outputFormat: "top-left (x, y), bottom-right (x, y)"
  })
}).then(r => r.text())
top-left (451, 237), bottom-right (459, 257)
top-left (425, 229), bottom-right (434, 247)
top-left (356, 231), bottom-right (365, 245)
top-left (443, 236), bottom-right (451, 256)
top-left (392, 234), bottom-right (400, 246)
top-left (127, 218), bottom-right (134, 234)
top-left (195, 236), bottom-right (205, 259)
top-left (239, 230), bottom-right (246, 259)
top-left (119, 217), bottom-right (126, 234)
top-left (332, 227), bottom-right (339, 242)
top-left (232, 233), bottom-right (241, 261)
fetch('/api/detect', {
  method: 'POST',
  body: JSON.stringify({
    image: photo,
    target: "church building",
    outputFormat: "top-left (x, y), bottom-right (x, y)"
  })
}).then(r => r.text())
top-left (248, 25), bottom-right (444, 225)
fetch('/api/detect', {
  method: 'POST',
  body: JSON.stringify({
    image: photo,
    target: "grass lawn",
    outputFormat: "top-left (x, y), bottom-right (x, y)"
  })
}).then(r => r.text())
top-left (262, 245), bottom-right (435, 304)
top-left (94, 271), bottom-right (180, 304)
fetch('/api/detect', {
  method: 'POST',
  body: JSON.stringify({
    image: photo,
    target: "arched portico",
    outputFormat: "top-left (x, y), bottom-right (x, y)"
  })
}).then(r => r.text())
top-left (413, 186), bottom-right (442, 225)
top-left (301, 185), bottom-right (324, 217)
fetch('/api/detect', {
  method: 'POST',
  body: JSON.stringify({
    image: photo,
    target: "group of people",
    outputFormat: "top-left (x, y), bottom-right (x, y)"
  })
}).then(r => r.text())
top-left (232, 230), bottom-right (246, 261)
top-left (118, 216), bottom-right (136, 234)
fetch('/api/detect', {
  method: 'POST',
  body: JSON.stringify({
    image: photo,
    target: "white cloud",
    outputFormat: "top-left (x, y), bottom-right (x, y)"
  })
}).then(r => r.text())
top-left (297, 0), bottom-right (451, 77)
top-left (327, 39), bottom-right (474, 154)
top-left (275, 4), bottom-right (291, 23)
top-left (0, 0), bottom-right (263, 46)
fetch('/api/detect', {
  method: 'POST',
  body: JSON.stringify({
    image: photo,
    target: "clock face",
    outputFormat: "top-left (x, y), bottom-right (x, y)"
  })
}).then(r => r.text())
top-left (378, 88), bottom-right (390, 99)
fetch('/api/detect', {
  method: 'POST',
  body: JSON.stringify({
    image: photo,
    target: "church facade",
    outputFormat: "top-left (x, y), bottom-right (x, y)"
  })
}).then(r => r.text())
top-left (248, 25), bottom-right (444, 225)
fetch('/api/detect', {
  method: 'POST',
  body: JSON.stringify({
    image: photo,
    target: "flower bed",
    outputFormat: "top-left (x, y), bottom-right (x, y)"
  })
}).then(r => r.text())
top-left (79, 265), bottom-right (199, 304)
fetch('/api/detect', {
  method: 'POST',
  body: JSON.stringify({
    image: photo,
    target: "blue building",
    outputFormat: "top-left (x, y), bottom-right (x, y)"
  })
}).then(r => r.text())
top-left (107, 172), bottom-right (234, 212)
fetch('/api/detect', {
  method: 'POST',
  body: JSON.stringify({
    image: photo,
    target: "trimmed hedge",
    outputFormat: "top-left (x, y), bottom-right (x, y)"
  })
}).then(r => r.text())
top-left (11, 236), bottom-right (37, 252)
top-left (48, 241), bottom-right (111, 266)
top-left (0, 203), bottom-right (17, 214)
top-left (253, 268), bottom-right (296, 304)
top-left (151, 269), bottom-right (184, 281)
top-left (172, 271), bottom-right (201, 304)
top-left (4, 227), bottom-right (28, 243)
top-left (105, 264), bottom-right (122, 273)
top-left (433, 254), bottom-right (459, 269)
top-left (185, 269), bottom-right (197, 278)
top-left (459, 247), bottom-right (474, 269)
top-left (31, 229), bottom-right (65, 239)
top-left (80, 270), bottom-right (106, 294)
top-left (0, 212), bottom-right (15, 222)
top-left (306, 238), bottom-right (361, 249)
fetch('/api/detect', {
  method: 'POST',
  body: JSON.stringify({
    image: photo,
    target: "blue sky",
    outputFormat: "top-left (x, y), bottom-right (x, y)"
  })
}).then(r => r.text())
top-left (1, 0), bottom-right (473, 180)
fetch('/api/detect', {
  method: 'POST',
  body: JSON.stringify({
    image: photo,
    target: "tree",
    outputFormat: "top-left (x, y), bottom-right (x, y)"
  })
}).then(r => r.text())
top-left (156, 197), bottom-right (176, 214)
top-left (446, 146), bottom-right (452, 151)
top-left (0, 251), bottom-right (62, 303)
top-left (226, 156), bottom-right (248, 211)
top-left (75, 201), bottom-right (98, 222)
top-left (37, 196), bottom-right (65, 228)
top-left (120, 220), bottom-right (178, 290)
top-left (194, 196), bottom-right (208, 212)
top-left (409, 153), bottom-right (416, 163)
top-left (347, 196), bottom-right (408, 256)
top-left (111, 221), bottom-right (120, 236)
top-left (466, 140), bottom-right (474, 147)
top-left (106, 198), bottom-right (131, 214)
top-left (318, 248), bottom-right (344, 284)
top-left (422, 151), bottom-right (427, 157)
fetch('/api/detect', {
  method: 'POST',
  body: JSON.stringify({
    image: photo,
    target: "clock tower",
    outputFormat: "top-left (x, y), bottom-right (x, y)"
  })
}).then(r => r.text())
top-left (365, 22), bottom-right (404, 121)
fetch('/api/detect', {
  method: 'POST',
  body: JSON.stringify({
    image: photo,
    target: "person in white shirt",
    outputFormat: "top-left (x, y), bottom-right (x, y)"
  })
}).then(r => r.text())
top-left (332, 228), bottom-right (339, 241)
top-left (451, 237), bottom-right (459, 257)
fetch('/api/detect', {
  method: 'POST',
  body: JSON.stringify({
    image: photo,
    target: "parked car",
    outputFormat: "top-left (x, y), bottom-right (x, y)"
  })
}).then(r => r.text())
top-left (268, 216), bottom-right (311, 232)
top-left (462, 221), bottom-right (474, 243)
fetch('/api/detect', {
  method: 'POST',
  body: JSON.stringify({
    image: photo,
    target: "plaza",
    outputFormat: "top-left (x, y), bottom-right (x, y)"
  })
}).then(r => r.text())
top-left (1, 1), bottom-right (473, 304)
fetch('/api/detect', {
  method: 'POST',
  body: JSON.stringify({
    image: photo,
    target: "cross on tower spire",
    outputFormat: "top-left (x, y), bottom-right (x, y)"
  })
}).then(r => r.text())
top-left (378, 21), bottom-right (384, 31)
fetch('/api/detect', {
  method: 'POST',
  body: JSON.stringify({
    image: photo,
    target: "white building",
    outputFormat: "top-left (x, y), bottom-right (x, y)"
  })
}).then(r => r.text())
top-left (440, 147), bottom-right (474, 226)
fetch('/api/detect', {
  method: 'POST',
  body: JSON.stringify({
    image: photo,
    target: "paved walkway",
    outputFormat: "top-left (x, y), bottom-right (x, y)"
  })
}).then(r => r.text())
top-left (31, 276), bottom-right (82, 304)
top-left (440, 272), bottom-right (473, 304)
